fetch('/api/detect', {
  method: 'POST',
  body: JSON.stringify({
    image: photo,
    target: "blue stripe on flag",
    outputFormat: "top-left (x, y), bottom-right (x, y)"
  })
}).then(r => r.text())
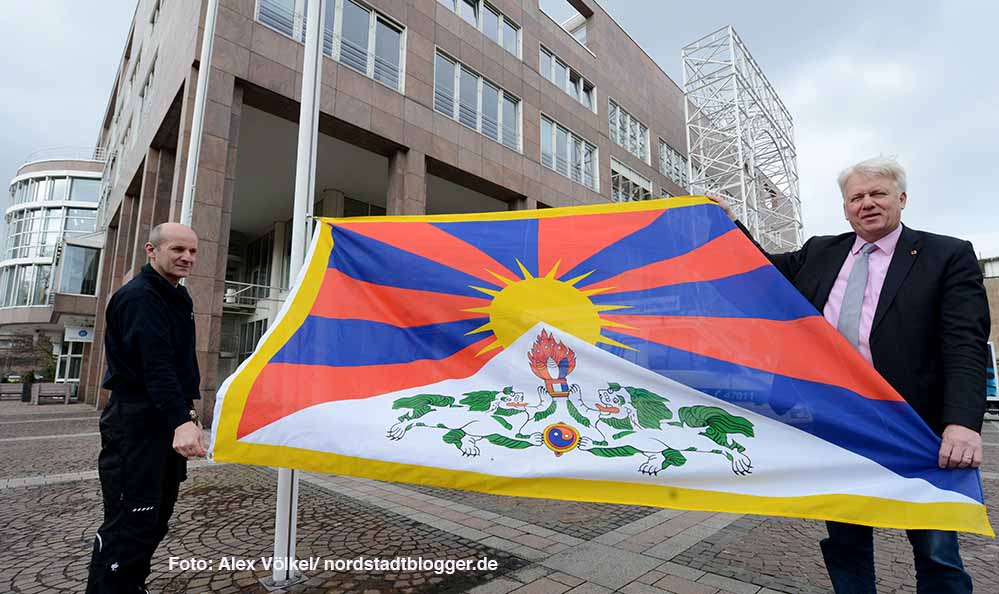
top-left (565, 204), bottom-right (733, 287)
top-left (329, 225), bottom-right (493, 298)
top-left (601, 330), bottom-right (983, 502)
top-left (271, 316), bottom-right (489, 367)
top-left (432, 218), bottom-right (539, 278)
top-left (591, 267), bottom-right (817, 321)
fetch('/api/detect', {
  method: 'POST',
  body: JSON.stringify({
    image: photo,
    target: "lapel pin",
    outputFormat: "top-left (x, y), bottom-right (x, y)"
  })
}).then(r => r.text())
top-left (910, 249), bottom-right (918, 256)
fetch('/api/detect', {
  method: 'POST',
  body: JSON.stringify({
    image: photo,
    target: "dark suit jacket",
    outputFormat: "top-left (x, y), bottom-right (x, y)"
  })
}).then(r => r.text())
top-left (744, 223), bottom-right (990, 434)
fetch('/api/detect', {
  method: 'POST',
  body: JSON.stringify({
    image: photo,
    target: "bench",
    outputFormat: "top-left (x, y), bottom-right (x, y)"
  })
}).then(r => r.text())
top-left (30, 382), bottom-right (74, 405)
top-left (0, 383), bottom-right (22, 401)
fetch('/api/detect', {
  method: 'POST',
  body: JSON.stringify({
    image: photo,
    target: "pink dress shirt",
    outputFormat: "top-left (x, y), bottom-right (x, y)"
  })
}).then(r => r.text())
top-left (822, 224), bottom-right (903, 364)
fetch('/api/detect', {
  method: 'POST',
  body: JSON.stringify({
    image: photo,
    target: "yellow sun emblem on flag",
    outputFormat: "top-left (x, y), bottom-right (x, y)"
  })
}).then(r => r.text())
top-left (465, 260), bottom-right (633, 355)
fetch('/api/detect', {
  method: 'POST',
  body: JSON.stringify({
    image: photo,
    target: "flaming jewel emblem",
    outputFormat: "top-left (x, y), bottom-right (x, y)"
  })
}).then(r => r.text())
top-left (528, 330), bottom-right (576, 396)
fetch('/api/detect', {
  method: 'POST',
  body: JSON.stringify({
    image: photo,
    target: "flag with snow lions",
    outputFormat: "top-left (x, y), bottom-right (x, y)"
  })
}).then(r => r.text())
top-left (211, 196), bottom-right (992, 536)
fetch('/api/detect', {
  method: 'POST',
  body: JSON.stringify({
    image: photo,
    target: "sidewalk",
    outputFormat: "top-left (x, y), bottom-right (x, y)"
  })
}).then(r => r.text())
top-left (1, 401), bottom-right (997, 593)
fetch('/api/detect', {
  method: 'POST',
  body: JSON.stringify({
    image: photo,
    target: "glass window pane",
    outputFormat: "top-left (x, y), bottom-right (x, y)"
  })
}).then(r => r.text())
top-left (434, 54), bottom-right (456, 116)
top-left (502, 19), bottom-right (518, 55)
top-left (583, 145), bottom-right (594, 188)
top-left (341, 0), bottom-right (371, 74)
top-left (555, 126), bottom-right (568, 176)
top-left (258, 0), bottom-right (296, 37)
top-left (65, 208), bottom-right (96, 233)
top-left (553, 60), bottom-right (567, 90)
top-left (458, 68), bottom-right (478, 129)
top-left (68, 356), bottom-right (81, 380)
top-left (502, 94), bottom-right (518, 150)
top-left (483, 6), bottom-right (500, 44)
top-left (373, 19), bottom-right (401, 89)
top-left (582, 82), bottom-right (593, 109)
top-left (539, 49), bottom-right (551, 81)
top-left (438, 0), bottom-right (455, 9)
top-left (32, 265), bottom-right (49, 305)
top-left (540, 117), bottom-right (553, 169)
top-left (481, 82), bottom-right (499, 141)
top-left (569, 71), bottom-right (580, 101)
top-left (459, 0), bottom-right (477, 25)
top-left (323, 0), bottom-right (336, 55)
top-left (50, 178), bottom-right (68, 201)
top-left (15, 267), bottom-right (30, 306)
top-left (59, 245), bottom-right (100, 295)
top-left (35, 179), bottom-right (50, 201)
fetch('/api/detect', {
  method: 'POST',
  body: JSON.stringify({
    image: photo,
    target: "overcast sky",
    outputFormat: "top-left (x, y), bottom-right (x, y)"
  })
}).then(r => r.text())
top-left (2, 1), bottom-right (997, 255)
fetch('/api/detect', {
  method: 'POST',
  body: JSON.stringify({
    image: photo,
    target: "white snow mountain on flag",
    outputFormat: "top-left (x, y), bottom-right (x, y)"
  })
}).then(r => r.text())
top-left (242, 322), bottom-right (976, 505)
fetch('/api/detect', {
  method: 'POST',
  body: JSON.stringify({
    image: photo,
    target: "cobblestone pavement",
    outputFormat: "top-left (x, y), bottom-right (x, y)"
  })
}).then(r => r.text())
top-left (675, 422), bottom-right (999, 594)
top-left (403, 483), bottom-right (660, 540)
top-left (1, 400), bottom-right (997, 594)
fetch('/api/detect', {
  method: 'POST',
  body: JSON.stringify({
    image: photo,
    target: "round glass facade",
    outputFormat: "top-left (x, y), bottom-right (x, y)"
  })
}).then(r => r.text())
top-left (1, 173), bottom-right (100, 307)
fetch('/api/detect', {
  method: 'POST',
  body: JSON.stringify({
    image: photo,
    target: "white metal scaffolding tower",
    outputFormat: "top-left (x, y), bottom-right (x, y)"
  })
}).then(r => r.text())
top-left (682, 26), bottom-right (802, 251)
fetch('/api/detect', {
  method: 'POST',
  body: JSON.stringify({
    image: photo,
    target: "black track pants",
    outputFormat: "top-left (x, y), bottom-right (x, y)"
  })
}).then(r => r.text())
top-left (86, 399), bottom-right (187, 594)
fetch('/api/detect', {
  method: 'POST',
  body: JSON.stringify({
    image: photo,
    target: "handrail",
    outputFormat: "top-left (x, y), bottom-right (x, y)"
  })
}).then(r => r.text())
top-left (21, 147), bottom-right (107, 166)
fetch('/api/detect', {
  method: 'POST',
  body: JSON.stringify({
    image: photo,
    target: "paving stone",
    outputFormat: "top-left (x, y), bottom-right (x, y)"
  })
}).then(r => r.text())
top-left (506, 576), bottom-right (572, 594)
top-left (547, 571), bottom-right (584, 587)
top-left (509, 564), bottom-right (552, 583)
top-left (697, 572), bottom-right (761, 594)
top-left (542, 542), bottom-right (662, 590)
top-left (618, 583), bottom-right (669, 594)
top-left (653, 573), bottom-right (720, 594)
top-left (0, 464), bottom-right (529, 593)
top-left (658, 561), bottom-right (706, 581)
top-left (467, 577), bottom-right (525, 594)
top-left (565, 582), bottom-right (613, 594)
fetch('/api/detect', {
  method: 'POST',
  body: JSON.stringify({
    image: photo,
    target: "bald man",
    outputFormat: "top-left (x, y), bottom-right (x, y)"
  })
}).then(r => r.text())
top-left (88, 223), bottom-right (206, 594)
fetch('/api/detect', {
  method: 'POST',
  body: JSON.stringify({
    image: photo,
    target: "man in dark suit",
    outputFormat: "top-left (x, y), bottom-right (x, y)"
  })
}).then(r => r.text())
top-left (713, 157), bottom-right (988, 593)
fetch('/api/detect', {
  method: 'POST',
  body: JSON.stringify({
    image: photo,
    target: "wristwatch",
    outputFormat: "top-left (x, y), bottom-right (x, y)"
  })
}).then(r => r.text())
top-left (189, 408), bottom-right (201, 427)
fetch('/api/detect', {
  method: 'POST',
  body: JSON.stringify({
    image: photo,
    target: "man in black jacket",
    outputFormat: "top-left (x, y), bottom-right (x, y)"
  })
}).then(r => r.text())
top-left (714, 157), bottom-right (988, 593)
top-left (87, 222), bottom-right (205, 594)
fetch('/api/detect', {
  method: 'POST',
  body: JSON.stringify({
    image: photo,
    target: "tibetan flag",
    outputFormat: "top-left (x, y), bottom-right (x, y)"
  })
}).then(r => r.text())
top-left (211, 197), bottom-right (992, 535)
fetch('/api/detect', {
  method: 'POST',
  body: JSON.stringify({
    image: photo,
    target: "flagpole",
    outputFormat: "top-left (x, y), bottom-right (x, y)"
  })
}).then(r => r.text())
top-left (180, 0), bottom-right (219, 227)
top-left (270, 0), bottom-right (324, 587)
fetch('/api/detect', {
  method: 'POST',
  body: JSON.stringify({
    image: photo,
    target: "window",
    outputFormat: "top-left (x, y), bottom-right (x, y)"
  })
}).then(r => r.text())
top-left (258, 0), bottom-right (298, 39)
top-left (139, 57), bottom-right (156, 112)
top-left (239, 318), bottom-right (269, 363)
top-left (539, 46), bottom-right (595, 112)
top-left (609, 99), bottom-right (649, 163)
top-left (459, 0), bottom-right (477, 25)
top-left (611, 159), bottom-right (652, 202)
top-left (659, 139), bottom-right (689, 190)
top-left (59, 245), bottom-right (100, 295)
top-left (660, 187), bottom-right (674, 199)
top-left (256, 0), bottom-right (406, 92)
top-left (128, 48), bottom-right (142, 89)
top-left (69, 178), bottom-right (101, 203)
top-left (434, 52), bottom-right (455, 115)
top-left (434, 51), bottom-right (521, 151)
top-left (149, 0), bottom-right (161, 30)
top-left (34, 178), bottom-right (50, 202)
top-left (342, 197), bottom-right (386, 217)
top-left (373, 18), bottom-right (402, 89)
top-left (438, 0), bottom-right (520, 57)
top-left (341, 0), bottom-right (370, 74)
top-left (56, 341), bottom-right (86, 382)
top-left (32, 265), bottom-right (50, 305)
top-left (541, 115), bottom-right (597, 190)
top-left (50, 178), bottom-right (68, 201)
top-left (65, 208), bottom-right (97, 234)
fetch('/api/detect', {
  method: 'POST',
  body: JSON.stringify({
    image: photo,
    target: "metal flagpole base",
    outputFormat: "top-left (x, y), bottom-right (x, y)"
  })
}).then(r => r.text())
top-left (259, 572), bottom-right (306, 591)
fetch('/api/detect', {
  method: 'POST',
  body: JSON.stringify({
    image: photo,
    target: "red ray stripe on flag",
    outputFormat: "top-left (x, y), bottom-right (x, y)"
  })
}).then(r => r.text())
top-left (582, 229), bottom-right (770, 294)
top-left (336, 221), bottom-right (518, 284)
top-left (538, 209), bottom-right (663, 276)
top-left (236, 337), bottom-right (501, 438)
top-left (604, 314), bottom-right (904, 402)
top-left (311, 268), bottom-right (490, 327)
